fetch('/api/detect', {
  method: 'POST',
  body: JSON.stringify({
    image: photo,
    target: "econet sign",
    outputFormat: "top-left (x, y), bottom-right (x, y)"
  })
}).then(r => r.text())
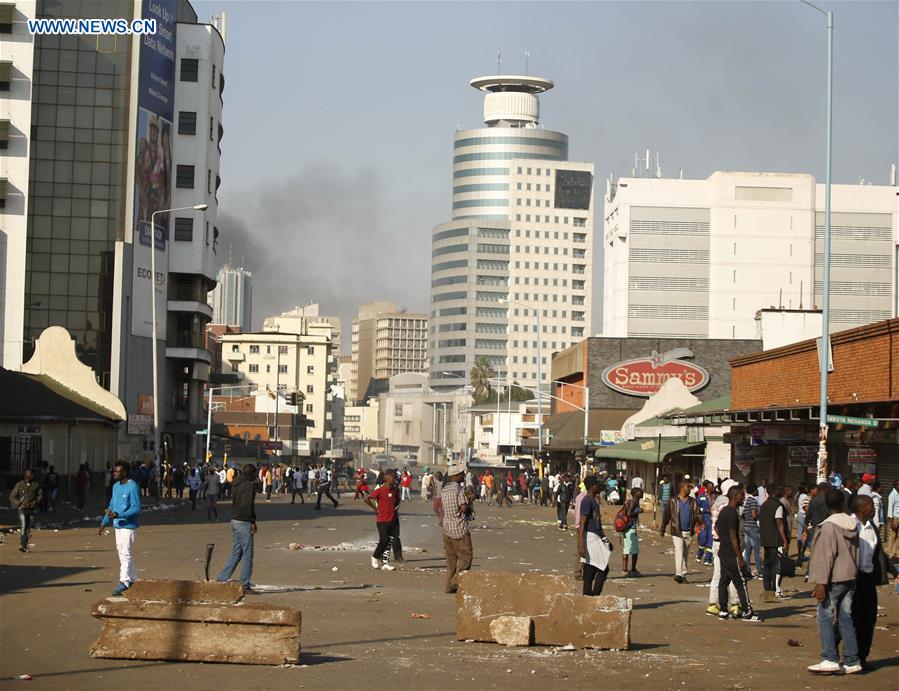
top-left (601, 348), bottom-right (710, 397)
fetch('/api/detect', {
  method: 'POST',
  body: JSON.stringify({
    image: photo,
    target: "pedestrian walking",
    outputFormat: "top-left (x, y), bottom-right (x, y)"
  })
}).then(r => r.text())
top-left (578, 477), bottom-right (612, 596)
top-left (850, 494), bottom-right (895, 670)
top-left (291, 466), bottom-right (306, 504)
top-left (217, 464), bottom-right (259, 592)
top-left (400, 468), bottom-right (412, 502)
top-left (887, 479), bottom-right (899, 558)
top-left (658, 473), bottom-right (672, 528)
top-left (620, 487), bottom-right (643, 577)
top-left (806, 488), bottom-right (861, 675)
top-left (9, 469), bottom-right (43, 553)
top-left (742, 483), bottom-right (763, 577)
top-left (440, 464), bottom-right (472, 594)
top-left (205, 465), bottom-right (221, 521)
top-left (98, 461), bottom-right (141, 595)
top-left (759, 484), bottom-right (789, 602)
top-left (708, 479), bottom-right (741, 616)
top-left (713, 484), bottom-right (761, 622)
top-left (661, 481), bottom-right (700, 583)
top-left (187, 467), bottom-right (201, 511)
top-left (75, 463), bottom-right (91, 511)
top-left (696, 480), bottom-right (714, 565)
top-left (555, 473), bottom-right (573, 529)
top-left (313, 465), bottom-right (339, 510)
top-left (42, 464), bottom-right (60, 516)
top-left (365, 469), bottom-right (399, 572)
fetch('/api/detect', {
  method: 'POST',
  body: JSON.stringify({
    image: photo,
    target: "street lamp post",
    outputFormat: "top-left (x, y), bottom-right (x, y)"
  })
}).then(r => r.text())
top-left (801, 0), bottom-right (834, 481)
top-left (149, 204), bottom-right (206, 472)
top-left (499, 298), bottom-right (543, 455)
top-left (553, 380), bottom-right (591, 459)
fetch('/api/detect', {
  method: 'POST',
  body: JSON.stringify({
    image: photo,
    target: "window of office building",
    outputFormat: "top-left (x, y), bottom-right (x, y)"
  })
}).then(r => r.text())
top-left (176, 165), bottom-right (195, 188)
top-left (180, 58), bottom-right (198, 82)
top-left (174, 217), bottom-right (193, 241)
top-left (249, 364), bottom-right (259, 373)
top-left (178, 111), bottom-right (196, 135)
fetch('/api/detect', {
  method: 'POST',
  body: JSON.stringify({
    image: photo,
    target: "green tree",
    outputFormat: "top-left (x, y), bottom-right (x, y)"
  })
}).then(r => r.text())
top-left (469, 356), bottom-right (495, 404)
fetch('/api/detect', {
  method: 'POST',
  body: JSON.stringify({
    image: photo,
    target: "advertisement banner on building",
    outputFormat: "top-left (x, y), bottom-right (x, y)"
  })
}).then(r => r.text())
top-left (601, 348), bottom-right (710, 398)
top-left (599, 430), bottom-right (624, 446)
top-left (130, 0), bottom-right (177, 338)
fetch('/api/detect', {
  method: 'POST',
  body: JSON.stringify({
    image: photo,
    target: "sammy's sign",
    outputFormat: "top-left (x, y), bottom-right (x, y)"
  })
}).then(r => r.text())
top-left (601, 348), bottom-right (710, 397)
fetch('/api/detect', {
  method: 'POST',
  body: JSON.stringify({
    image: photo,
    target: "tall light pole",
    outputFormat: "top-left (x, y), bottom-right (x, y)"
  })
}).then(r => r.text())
top-left (149, 204), bottom-right (206, 471)
top-left (801, 0), bottom-right (833, 481)
top-left (500, 297), bottom-right (543, 454)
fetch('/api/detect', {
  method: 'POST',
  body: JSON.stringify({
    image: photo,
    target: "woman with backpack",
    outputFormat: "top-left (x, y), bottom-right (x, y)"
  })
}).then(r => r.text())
top-left (616, 487), bottom-right (643, 577)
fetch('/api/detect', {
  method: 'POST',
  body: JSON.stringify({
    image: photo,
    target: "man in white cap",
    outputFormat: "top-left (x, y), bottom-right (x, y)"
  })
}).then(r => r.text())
top-left (707, 478), bottom-right (742, 616)
top-left (440, 463), bottom-right (472, 594)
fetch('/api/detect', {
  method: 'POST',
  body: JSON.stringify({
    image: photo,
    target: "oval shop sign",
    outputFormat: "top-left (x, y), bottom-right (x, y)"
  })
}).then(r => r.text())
top-left (601, 348), bottom-right (710, 397)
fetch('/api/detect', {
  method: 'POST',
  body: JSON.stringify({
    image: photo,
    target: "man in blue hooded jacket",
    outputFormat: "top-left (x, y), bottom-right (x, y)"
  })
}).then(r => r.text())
top-left (99, 460), bottom-right (142, 595)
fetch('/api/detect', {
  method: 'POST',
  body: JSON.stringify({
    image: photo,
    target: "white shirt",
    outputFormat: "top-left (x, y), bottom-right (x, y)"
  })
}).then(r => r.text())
top-left (856, 518), bottom-right (877, 574)
top-left (757, 486), bottom-right (768, 504)
top-left (631, 477), bottom-right (644, 490)
top-left (871, 492), bottom-right (882, 528)
top-left (797, 493), bottom-right (809, 515)
top-left (857, 483), bottom-right (872, 497)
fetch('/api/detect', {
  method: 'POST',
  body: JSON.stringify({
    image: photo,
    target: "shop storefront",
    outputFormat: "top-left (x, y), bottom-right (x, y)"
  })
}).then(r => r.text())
top-left (726, 318), bottom-right (898, 487)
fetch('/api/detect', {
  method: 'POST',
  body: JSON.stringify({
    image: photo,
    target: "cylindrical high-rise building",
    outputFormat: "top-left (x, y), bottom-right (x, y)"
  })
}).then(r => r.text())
top-left (429, 75), bottom-right (595, 393)
top-left (451, 76), bottom-right (568, 220)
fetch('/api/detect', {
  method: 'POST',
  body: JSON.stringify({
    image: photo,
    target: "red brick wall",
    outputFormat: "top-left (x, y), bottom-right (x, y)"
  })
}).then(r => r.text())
top-left (731, 319), bottom-right (898, 409)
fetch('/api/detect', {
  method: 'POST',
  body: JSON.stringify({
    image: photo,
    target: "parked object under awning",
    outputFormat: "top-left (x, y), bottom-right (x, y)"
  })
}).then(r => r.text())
top-left (594, 438), bottom-right (704, 463)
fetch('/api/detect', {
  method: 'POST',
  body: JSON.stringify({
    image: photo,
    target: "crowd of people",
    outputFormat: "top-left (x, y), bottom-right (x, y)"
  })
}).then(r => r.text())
top-left (7, 457), bottom-right (899, 674)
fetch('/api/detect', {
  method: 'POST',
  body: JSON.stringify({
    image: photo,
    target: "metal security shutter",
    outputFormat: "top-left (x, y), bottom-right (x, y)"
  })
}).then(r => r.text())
top-left (875, 445), bottom-right (899, 491)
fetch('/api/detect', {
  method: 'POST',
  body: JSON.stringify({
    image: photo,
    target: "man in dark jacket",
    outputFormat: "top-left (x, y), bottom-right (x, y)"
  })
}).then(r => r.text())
top-left (758, 484), bottom-right (789, 602)
top-left (216, 464), bottom-right (258, 592)
top-left (9, 469), bottom-right (43, 553)
top-left (660, 481), bottom-right (700, 583)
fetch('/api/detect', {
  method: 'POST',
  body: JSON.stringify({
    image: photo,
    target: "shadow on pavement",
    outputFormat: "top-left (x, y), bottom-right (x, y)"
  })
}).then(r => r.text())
top-left (0, 564), bottom-right (102, 595)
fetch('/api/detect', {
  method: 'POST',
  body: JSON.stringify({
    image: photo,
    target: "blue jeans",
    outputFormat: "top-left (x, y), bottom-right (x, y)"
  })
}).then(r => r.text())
top-left (742, 526), bottom-right (762, 574)
top-left (217, 519), bottom-right (254, 587)
top-left (817, 580), bottom-right (858, 665)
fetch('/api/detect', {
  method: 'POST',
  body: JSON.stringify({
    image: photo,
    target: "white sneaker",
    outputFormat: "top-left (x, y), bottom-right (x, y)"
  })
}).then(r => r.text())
top-left (807, 660), bottom-right (841, 674)
top-left (381, 563), bottom-right (395, 571)
top-left (841, 663), bottom-right (862, 675)
top-left (370, 556), bottom-right (380, 569)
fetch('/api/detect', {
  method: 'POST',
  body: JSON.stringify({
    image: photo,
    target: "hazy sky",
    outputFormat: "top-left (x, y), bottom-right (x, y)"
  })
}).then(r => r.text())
top-left (194, 0), bottom-right (897, 351)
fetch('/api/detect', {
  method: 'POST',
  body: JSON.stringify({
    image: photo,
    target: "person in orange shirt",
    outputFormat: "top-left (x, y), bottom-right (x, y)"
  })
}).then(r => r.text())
top-left (484, 472), bottom-right (495, 507)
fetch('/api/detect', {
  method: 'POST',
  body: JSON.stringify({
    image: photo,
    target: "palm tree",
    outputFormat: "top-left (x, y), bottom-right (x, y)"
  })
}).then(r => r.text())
top-left (469, 357), bottom-right (495, 404)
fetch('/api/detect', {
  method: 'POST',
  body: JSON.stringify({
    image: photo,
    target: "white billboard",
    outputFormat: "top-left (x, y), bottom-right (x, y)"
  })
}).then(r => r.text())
top-left (131, 224), bottom-right (168, 339)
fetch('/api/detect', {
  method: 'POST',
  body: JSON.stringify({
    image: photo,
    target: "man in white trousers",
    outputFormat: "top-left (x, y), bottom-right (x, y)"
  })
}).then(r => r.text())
top-left (99, 461), bottom-right (142, 595)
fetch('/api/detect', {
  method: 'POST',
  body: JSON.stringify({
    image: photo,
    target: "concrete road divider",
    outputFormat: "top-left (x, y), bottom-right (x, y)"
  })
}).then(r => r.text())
top-left (456, 571), bottom-right (631, 650)
top-left (90, 580), bottom-right (301, 665)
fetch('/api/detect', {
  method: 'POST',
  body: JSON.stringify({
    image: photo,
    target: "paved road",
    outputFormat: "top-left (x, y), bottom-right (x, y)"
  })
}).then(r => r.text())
top-left (1, 492), bottom-right (896, 689)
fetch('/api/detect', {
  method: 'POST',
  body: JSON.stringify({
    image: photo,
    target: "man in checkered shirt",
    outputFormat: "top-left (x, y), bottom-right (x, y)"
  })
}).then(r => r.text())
top-left (441, 464), bottom-right (473, 594)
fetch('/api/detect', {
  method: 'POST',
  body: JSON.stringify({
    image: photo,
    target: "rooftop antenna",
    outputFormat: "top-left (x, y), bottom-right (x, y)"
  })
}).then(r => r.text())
top-left (655, 151), bottom-right (661, 178)
top-left (228, 244), bottom-right (232, 266)
top-left (496, 49), bottom-right (502, 73)
top-left (524, 50), bottom-right (530, 75)
top-left (799, 280), bottom-right (804, 310)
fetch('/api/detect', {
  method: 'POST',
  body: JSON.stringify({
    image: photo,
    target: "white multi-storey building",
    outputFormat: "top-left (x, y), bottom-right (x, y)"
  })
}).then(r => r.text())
top-left (349, 302), bottom-right (427, 403)
top-left (219, 324), bottom-right (334, 456)
top-left (208, 264), bottom-right (252, 330)
top-left (0, 1), bottom-right (36, 370)
top-left (603, 170), bottom-right (899, 339)
top-left (428, 74), bottom-right (595, 392)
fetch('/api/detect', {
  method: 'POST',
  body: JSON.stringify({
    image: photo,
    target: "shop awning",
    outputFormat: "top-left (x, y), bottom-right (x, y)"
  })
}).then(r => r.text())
top-left (594, 438), bottom-right (704, 463)
top-left (523, 409), bottom-right (635, 451)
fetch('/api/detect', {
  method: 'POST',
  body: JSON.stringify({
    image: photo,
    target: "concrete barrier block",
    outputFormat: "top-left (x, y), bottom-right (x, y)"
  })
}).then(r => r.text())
top-left (489, 616), bottom-right (533, 646)
top-left (90, 581), bottom-right (301, 665)
top-left (122, 579), bottom-right (245, 604)
top-left (456, 571), bottom-right (631, 650)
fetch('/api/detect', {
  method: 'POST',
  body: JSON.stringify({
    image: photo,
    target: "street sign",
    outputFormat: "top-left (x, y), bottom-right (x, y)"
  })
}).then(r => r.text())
top-left (195, 429), bottom-right (208, 436)
top-left (825, 414), bottom-right (878, 428)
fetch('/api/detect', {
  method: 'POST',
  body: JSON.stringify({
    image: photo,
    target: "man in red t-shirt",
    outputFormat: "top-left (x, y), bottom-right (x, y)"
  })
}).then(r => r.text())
top-left (365, 470), bottom-right (398, 572)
